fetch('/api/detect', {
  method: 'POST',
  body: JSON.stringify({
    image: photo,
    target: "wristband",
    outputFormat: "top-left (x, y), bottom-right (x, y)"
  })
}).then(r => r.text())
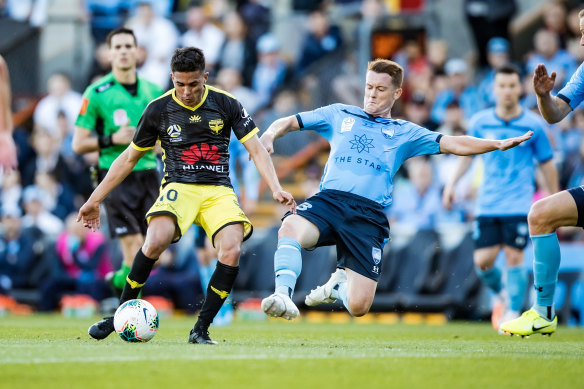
top-left (98, 134), bottom-right (113, 148)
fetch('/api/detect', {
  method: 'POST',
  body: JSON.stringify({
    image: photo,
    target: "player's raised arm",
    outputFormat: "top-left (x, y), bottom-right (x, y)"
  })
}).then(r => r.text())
top-left (77, 145), bottom-right (146, 230)
top-left (533, 64), bottom-right (572, 124)
top-left (439, 131), bottom-right (533, 156)
top-left (259, 115), bottom-right (301, 154)
top-left (243, 134), bottom-right (296, 212)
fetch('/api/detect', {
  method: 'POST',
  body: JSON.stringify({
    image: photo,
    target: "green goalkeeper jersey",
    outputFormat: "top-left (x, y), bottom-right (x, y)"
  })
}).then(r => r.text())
top-left (75, 72), bottom-right (164, 171)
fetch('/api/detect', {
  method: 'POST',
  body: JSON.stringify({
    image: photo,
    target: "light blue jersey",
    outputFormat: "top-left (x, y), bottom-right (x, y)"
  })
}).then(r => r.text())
top-left (296, 103), bottom-right (442, 209)
top-left (557, 61), bottom-right (584, 110)
top-left (469, 108), bottom-right (553, 216)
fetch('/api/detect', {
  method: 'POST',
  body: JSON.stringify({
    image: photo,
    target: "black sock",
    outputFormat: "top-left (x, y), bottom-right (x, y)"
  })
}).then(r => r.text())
top-left (119, 249), bottom-right (157, 305)
top-left (194, 262), bottom-right (239, 331)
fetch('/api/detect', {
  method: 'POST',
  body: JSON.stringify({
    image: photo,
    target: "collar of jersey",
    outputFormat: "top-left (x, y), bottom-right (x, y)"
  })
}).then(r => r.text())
top-left (172, 86), bottom-right (208, 111)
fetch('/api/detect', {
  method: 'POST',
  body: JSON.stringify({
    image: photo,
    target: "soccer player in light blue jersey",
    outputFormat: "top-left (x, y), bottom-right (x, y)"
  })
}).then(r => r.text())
top-left (258, 58), bottom-right (533, 320)
top-left (443, 64), bottom-right (558, 333)
top-left (501, 9), bottom-right (584, 337)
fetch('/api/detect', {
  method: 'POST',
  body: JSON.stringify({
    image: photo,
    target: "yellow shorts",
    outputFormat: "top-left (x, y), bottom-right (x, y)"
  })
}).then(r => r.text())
top-left (145, 183), bottom-right (252, 245)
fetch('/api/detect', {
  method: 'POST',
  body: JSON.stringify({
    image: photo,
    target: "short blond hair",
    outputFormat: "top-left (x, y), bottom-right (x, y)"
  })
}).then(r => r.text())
top-left (367, 59), bottom-right (404, 89)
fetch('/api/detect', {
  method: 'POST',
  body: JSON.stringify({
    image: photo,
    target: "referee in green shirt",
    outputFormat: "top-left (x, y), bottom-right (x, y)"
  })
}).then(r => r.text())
top-left (73, 28), bottom-right (164, 296)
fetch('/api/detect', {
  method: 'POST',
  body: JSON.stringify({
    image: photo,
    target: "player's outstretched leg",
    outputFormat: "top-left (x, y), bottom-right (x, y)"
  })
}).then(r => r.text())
top-left (500, 308), bottom-right (557, 336)
top-left (305, 268), bottom-right (347, 306)
top-left (88, 249), bottom-right (157, 340)
top-left (261, 237), bottom-right (302, 320)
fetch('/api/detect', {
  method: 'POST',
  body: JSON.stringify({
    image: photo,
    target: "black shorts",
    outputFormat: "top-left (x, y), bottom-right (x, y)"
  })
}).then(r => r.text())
top-left (472, 215), bottom-right (529, 250)
top-left (100, 169), bottom-right (160, 238)
top-left (283, 189), bottom-right (390, 281)
top-left (567, 185), bottom-right (584, 227)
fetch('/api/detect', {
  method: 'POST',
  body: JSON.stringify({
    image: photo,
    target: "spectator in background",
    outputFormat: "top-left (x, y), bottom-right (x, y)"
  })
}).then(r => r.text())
top-left (34, 171), bottom-right (75, 220)
top-left (463, 0), bottom-right (516, 68)
top-left (216, 11), bottom-right (257, 87)
top-left (0, 169), bottom-right (21, 217)
top-left (33, 72), bottom-right (82, 149)
top-left (436, 100), bottom-right (466, 136)
top-left (83, 0), bottom-right (132, 44)
top-left (38, 213), bottom-right (112, 311)
top-left (297, 9), bottom-right (343, 74)
top-left (0, 209), bottom-right (52, 295)
top-left (238, 0), bottom-right (270, 44)
top-left (87, 42), bottom-right (112, 85)
top-left (542, 1), bottom-right (569, 49)
top-left (431, 58), bottom-right (481, 123)
top-left (477, 37), bottom-right (511, 108)
top-left (126, 0), bottom-right (179, 88)
top-left (180, 2), bottom-right (225, 74)
top-left (404, 91), bottom-right (438, 131)
top-left (390, 157), bottom-right (445, 231)
top-left (4, 0), bottom-right (49, 27)
top-left (252, 33), bottom-right (289, 108)
top-left (0, 55), bottom-right (17, 172)
top-left (526, 29), bottom-right (576, 92)
top-left (21, 185), bottom-right (64, 239)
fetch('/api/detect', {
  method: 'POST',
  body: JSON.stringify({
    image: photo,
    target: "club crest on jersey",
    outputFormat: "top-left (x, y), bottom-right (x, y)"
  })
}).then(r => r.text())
top-left (341, 117), bottom-right (355, 133)
top-left (113, 109), bottom-right (128, 126)
top-left (189, 114), bottom-right (201, 123)
top-left (167, 124), bottom-right (182, 138)
top-left (209, 119), bottom-right (224, 134)
top-left (372, 247), bottom-right (382, 264)
top-left (381, 126), bottom-right (394, 139)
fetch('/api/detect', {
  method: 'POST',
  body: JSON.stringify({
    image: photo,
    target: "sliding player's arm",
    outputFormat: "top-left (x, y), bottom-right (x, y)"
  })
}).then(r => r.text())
top-left (533, 64), bottom-right (572, 124)
top-left (259, 115), bottom-right (301, 154)
top-left (0, 55), bottom-right (16, 170)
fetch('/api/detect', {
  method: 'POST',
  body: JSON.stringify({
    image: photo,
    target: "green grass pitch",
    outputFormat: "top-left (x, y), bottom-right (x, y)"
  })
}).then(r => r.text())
top-left (1, 314), bottom-right (583, 389)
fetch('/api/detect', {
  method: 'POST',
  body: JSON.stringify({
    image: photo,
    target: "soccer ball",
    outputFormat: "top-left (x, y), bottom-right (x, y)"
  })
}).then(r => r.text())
top-left (113, 299), bottom-right (159, 342)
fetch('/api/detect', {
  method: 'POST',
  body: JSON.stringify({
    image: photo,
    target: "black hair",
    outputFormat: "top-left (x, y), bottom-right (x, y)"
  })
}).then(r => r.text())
top-left (106, 28), bottom-right (137, 47)
top-left (495, 63), bottom-right (521, 77)
top-left (171, 47), bottom-right (206, 73)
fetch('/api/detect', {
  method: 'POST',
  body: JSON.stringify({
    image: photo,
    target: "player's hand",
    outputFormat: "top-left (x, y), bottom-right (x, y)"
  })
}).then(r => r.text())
top-left (77, 200), bottom-right (101, 231)
top-left (533, 64), bottom-right (556, 97)
top-left (273, 190), bottom-right (296, 214)
top-left (0, 132), bottom-right (17, 171)
top-left (442, 183), bottom-right (455, 210)
top-left (498, 131), bottom-right (533, 151)
top-left (112, 124), bottom-right (136, 145)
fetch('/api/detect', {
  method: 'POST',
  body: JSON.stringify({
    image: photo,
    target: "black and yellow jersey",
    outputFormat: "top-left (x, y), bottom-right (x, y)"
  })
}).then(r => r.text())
top-left (131, 85), bottom-right (259, 188)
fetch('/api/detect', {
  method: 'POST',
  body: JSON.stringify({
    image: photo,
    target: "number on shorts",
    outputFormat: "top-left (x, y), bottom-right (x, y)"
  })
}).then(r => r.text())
top-left (160, 189), bottom-right (178, 202)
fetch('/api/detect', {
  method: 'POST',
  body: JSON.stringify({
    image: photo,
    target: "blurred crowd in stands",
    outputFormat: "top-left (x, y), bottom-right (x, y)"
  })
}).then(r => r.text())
top-left (1, 0), bottom-right (584, 313)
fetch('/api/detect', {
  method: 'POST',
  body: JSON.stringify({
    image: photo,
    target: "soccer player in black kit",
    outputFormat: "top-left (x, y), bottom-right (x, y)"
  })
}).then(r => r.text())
top-left (78, 47), bottom-right (296, 344)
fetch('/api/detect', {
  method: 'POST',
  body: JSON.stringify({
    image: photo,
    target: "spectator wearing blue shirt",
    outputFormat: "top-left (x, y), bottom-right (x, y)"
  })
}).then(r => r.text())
top-left (257, 58), bottom-right (533, 320)
top-left (477, 37), bottom-right (511, 108)
top-left (431, 58), bottom-right (482, 123)
top-left (444, 64), bottom-right (558, 333)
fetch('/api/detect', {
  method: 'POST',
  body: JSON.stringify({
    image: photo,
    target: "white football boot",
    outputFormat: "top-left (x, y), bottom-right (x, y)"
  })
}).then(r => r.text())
top-left (261, 292), bottom-right (300, 320)
top-left (305, 268), bottom-right (347, 306)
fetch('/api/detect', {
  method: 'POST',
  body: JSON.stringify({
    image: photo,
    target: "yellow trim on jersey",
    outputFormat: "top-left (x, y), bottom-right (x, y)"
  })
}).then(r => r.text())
top-left (172, 86), bottom-right (208, 111)
top-left (146, 89), bottom-right (173, 108)
top-left (205, 84), bottom-right (236, 99)
top-left (131, 141), bottom-right (154, 151)
top-left (239, 127), bottom-right (259, 144)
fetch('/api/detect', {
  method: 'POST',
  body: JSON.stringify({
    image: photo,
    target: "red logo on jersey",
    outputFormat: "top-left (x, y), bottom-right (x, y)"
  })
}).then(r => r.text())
top-left (181, 143), bottom-right (220, 164)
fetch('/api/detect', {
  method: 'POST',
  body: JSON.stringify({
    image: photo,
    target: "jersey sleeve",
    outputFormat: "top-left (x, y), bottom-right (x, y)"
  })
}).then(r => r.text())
top-left (75, 88), bottom-right (99, 131)
top-left (531, 117), bottom-right (554, 163)
top-left (295, 105), bottom-right (335, 141)
top-left (405, 124), bottom-right (442, 158)
top-left (131, 102), bottom-right (160, 151)
top-left (557, 62), bottom-right (584, 110)
top-left (226, 97), bottom-right (259, 143)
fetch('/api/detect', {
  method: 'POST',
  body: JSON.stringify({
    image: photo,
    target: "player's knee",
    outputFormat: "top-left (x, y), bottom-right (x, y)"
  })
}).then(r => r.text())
top-left (349, 302), bottom-right (370, 317)
top-left (218, 244), bottom-right (241, 266)
top-left (473, 257), bottom-right (492, 271)
top-left (278, 220), bottom-right (299, 240)
top-left (142, 234), bottom-right (172, 258)
top-left (528, 199), bottom-right (554, 234)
